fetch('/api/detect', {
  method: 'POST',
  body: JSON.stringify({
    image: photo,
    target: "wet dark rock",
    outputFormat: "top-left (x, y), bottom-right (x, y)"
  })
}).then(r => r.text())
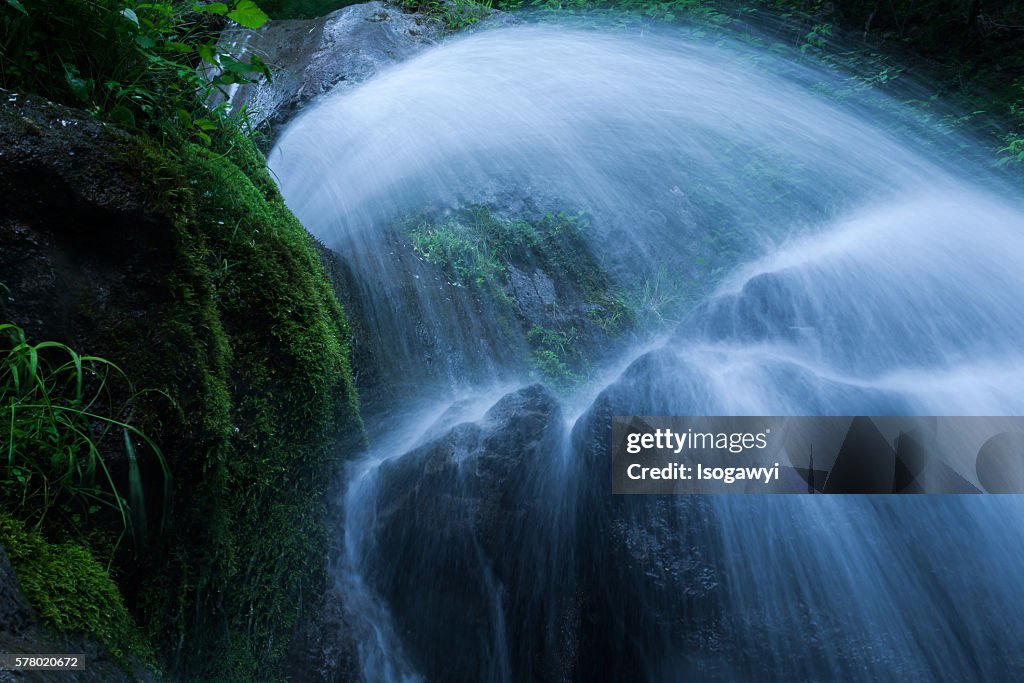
top-left (678, 271), bottom-right (809, 346)
top-left (505, 264), bottom-right (559, 327)
top-left (327, 230), bottom-right (530, 420)
top-left (213, 2), bottom-right (519, 141)
top-left (212, 2), bottom-right (443, 137)
top-left (0, 93), bottom-right (190, 681)
top-left (354, 373), bottom-right (728, 680)
top-left (0, 88), bottom-right (182, 484)
top-left (0, 546), bottom-right (150, 683)
top-left (0, 547), bottom-right (33, 638)
top-left (0, 88), bottom-right (179, 367)
top-left (568, 375), bottom-right (730, 681)
top-left (284, 558), bottom-right (361, 683)
top-left (211, 3), bottom-right (446, 137)
top-left (363, 384), bottom-right (576, 681)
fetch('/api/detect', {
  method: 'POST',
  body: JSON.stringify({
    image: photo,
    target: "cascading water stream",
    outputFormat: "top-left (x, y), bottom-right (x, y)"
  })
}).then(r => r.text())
top-left (268, 22), bottom-right (1024, 682)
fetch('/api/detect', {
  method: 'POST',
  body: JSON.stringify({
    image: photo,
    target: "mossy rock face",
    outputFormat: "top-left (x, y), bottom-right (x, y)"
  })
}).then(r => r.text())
top-left (400, 205), bottom-right (633, 389)
top-left (0, 91), bottom-right (363, 680)
top-left (0, 514), bottom-right (155, 676)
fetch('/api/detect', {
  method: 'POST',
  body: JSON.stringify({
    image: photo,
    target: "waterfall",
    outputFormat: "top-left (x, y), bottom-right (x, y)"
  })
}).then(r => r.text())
top-left (268, 22), bottom-right (1024, 682)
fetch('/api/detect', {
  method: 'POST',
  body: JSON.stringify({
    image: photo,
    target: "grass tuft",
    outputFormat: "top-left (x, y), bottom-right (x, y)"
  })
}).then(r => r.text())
top-left (0, 323), bottom-right (169, 565)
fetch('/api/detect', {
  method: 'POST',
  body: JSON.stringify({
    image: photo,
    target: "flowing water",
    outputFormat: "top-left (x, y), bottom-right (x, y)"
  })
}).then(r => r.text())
top-left (268, 22), bottom-right (1024, 682)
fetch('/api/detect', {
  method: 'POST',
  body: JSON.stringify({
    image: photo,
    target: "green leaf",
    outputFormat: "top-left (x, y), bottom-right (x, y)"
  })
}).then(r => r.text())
top-left (64, 68), bottom-right (91, 103)
top-left (6, 0), bottom-right (28, 16)
top-left (194, 2), bottom-right (230, 14)
top-left (176, 108), bottom-right (192, 128)
top-left (134, 34), bottom-right (156, 49)
top-left (227, 0), bottom-right (268, 29)
top-left (250, 54), bottom-right (271, 82)
top-left (198, 42), bottom-right (218, 64)
top-left (109, 104), bottom-right (135, 127)
top-left (120, 8), bottom-right (139, 26)
top-left (221, 55), bottom-right (255, 76)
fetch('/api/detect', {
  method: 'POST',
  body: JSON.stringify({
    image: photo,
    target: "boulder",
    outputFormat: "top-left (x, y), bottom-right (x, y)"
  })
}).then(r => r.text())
top-left (211, 2), bottom-right (520, 139)
top-left (361, 384), bottom-right (577, 681)
top-left (0, 546), bottom-right (34, 638)
top-left (211, 2), bottom-right (445, 135)
top-left (568, 374), bottom-right (729, 681)
top-left (354, 374), bottom-right (729, 681)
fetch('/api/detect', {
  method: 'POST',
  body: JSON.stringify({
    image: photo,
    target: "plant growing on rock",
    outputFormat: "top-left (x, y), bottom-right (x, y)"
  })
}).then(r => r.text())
top-left (395, 0), bottom-right (493, 30)
top-left (0, 0), bottom-right (271, 142)
top-left (0, 323), bottom-right (168, 561)
top-left (527, 324), bottom-right (585, 387)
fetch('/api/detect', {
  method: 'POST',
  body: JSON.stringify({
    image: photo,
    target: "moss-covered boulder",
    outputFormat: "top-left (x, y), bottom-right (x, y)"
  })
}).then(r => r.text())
top-left (0, 89), bottom-right (363, 680)
top-left (0, 515), bottom-right (158, 681)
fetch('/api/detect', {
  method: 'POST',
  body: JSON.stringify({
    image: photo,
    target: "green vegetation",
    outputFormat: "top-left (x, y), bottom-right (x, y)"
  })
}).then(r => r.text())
top-left (407, 206), bottom-right (605, 283)
top-left (259, 0), bottom-right (358, 19)
top-left (0, 0), bottom-right (270, 140)
top-left (394, 0), bottom-right (494, 30)
top-left (625, 268), bottom-right (692, 330)
top-left (115, 135), bottom-right (364, 681)
top-left (1000, 81), bottom-right (1024, 166)
top-left (0, 322), bottom-right (162, 668)
top-left (258, 0), bottom-right (490, 25)
top-left (435, 0), bottom-right (494, 29)
top-left (0, 513), bottom-right (155, 666)
top-left (405, 206), bottom-right (629, 386)
top-left (406, 206), bottom-right (590, 286)
top-left (404, 204), bottom-right (741, 384)
top-left (406, 207), bottom-right (513, 287)
top-left (527, 324), bottom-right (585, 387)
top-left (1, 323), bottom-right (168, 563)
top-left (1, 0), bottom-right (363, 679)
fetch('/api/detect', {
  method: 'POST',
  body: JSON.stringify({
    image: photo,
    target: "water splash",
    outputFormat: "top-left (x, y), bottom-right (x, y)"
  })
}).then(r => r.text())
top-left (269, 21), bottom-right (1024, 682)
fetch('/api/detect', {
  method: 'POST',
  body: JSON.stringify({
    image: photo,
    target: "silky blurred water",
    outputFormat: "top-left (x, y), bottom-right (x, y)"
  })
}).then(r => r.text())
top-left (269, 23), bottom-right (1024, 682)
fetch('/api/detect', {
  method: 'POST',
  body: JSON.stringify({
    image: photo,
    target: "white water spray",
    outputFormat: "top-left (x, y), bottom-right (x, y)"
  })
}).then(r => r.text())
top-left (270, 22), bottom-right (1024, 682)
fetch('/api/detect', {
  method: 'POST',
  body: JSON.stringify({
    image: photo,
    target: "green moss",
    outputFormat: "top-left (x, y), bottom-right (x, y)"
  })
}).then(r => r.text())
top-left (2, 0), bottom-right (363, 678)
top-left (403, 205), bottom-right (633, 388)
top-left (96, 129), bottom-right (363, 680)
top-left (405, 206), bottom-right (595, 289)
top-left (0, 513), bottom-right (155, 668)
